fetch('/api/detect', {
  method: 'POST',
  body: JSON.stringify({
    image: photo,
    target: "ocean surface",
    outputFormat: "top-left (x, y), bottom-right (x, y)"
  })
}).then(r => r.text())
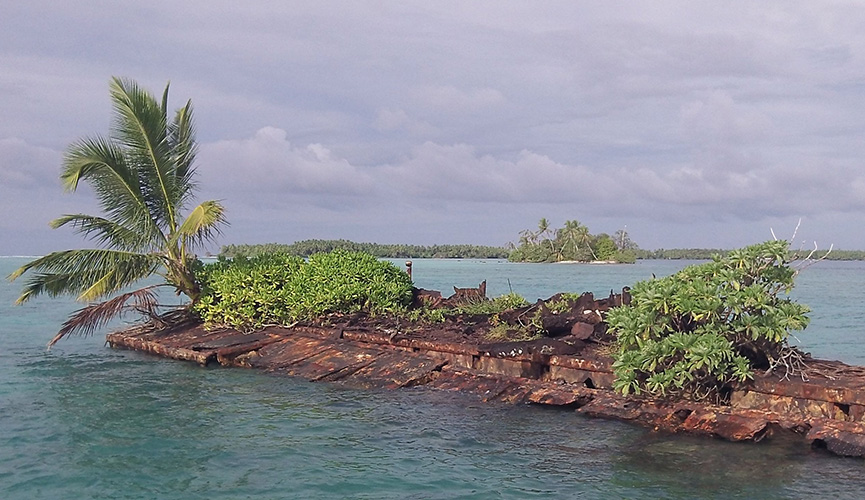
top-left (2, 256), bottom-right (865, 499)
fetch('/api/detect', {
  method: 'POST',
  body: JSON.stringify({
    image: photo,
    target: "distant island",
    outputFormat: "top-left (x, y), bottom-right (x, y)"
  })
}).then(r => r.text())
top-left (219, 219), bottom-right (638, 263)
top-left (633, 248), bottom-right (862, 261)
top-left (507, 218), bottom-right (637, 263)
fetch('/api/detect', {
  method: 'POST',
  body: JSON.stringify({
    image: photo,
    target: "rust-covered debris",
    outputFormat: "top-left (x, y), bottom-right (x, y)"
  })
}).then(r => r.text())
top-left (107, 289), bottom-right (865, 459)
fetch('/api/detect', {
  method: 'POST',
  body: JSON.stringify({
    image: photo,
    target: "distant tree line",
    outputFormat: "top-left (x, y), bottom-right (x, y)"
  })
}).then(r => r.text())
top-left (219, 239), bottom-right (865, 262)
top-left (801, 249), bottom-right (865, 261)
top-left (219, 239), bottom-right (510, 259)
top-left (633, 248), bottom-right (864, 261)
top-left (633, 248), bottom-right (729, 260)
top-left (507, 218), bottom-right (638, 263)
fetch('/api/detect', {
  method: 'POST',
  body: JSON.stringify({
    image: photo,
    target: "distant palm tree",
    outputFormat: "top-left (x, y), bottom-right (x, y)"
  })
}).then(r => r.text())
top-left (537, 218), bottom-right (550, 238)
top-left (519, 228), bottom-right (537, 247)
top-left (557, 219), bottom-right (597, 261)
top-left (8, 77), bottom-right (226, 346)
top-left (537, 217), bottom-right (557, 253)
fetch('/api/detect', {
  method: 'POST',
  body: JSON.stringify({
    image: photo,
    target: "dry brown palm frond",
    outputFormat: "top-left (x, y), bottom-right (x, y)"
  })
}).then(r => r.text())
top-left (48, 285), bottom-right (164, 348)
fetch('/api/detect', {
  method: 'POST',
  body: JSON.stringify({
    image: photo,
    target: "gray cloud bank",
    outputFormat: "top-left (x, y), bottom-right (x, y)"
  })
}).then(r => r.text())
top-left (2, 1), bottom-right (865, 255)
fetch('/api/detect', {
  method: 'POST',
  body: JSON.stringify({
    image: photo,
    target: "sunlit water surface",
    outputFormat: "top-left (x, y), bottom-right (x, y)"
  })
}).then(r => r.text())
top-left (2, 257), bottom-right (865, 498)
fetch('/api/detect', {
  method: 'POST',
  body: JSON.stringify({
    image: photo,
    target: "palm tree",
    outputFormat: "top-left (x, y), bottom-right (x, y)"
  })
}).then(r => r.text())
top-left (556, 220), bottom-right (581, 260)
top-left (537, 217), bottom-right (556, 253)
top-left (537, 218), bottom-right (550, 238)
top-left (8, 77), bottom-right (227, 347)
top-left (557, 219), bottom-right (597, 261)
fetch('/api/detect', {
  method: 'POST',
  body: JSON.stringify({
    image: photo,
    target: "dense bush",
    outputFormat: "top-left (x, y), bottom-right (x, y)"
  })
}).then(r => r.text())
top-left (607, 240), bottom-right (811, 401)
top-left (294, 250), bottom-right (414, 319)
top-left (193, 250), bottom-right (414, 330)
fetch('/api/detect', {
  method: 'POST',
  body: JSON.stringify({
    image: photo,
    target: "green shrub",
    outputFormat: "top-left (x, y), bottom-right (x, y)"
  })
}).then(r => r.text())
top-left (193, 253), bottom-right (305, 329)
top-left (455, 292), bottom-right (529, 316)
top-left (408, 292), bottom-right (529, 324)
top-left (606, 240), bottom-right (810, 401)
top-left (293, 249), bottom-right (414, 320)
top-left (193, 250), bottom-right (413, 330)
top-left (485, 323), bottom-right (543, 342)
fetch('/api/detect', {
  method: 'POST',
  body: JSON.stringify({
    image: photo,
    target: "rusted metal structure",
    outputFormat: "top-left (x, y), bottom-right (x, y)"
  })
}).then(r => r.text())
top-left (106, 289), bottom-right (865, 459)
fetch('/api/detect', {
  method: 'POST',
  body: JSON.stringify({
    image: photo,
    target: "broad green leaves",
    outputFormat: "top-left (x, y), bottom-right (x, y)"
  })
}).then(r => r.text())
top-left (608, 240), bottom-right (810, 401)
top-left (194, 250), bottom-right (414, 330)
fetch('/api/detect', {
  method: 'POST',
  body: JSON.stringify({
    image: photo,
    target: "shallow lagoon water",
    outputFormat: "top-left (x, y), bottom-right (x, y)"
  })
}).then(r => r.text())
top-left (2, 257), bottom-right (865, 498)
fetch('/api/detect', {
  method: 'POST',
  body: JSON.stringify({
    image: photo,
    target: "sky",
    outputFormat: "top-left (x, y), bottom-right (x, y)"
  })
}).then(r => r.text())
top-left (2, 1), bottom-right (865, 256)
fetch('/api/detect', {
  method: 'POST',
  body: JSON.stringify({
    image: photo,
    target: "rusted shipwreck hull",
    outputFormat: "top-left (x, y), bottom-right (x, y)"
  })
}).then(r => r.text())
top-left (107, 315), bottom-right (865, 459)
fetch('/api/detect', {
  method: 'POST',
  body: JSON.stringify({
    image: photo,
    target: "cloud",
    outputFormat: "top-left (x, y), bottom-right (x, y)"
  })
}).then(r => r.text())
top-left (4, 2), bottom-right (865, 252)
top-left (0, 138), bottom-right (61, 189)
top-left (372, 108), bottom-right (438, 136)
top-left (198, 127), bottom-right (374, 196)
top-left (196, 129), bottom-right (865, 230)
top-left (0, 137), bottom-right (100, 252)
top-left (375, 143), bottom-right (621, 204)
top-left (412, 85), bottom-right (506, 114)
top-left (679, 90), bottom-right (773, 149)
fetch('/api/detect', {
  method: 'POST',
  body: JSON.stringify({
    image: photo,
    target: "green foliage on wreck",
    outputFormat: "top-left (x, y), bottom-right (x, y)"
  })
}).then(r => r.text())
top-left (194, 249), bottom-right (540, 340)
top-left (194, 250), bottom-right (414, 330)
top-left (607, 240), bottom-right (812, 402)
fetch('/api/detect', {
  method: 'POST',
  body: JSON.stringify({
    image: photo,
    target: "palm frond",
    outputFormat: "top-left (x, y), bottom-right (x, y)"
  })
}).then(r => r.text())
top-left (169, 99), bottom-right (198, 208)
top-left (109, 77), bottom-right (179, 233)
top-left (9, 249), bottom-right (162, 303)
top-left (62, 136), bottom-right (163, 245)
top-left (49, 285), bottom-right (163, 347)
top-left (51, 214), bottom-right (147, 251)
top-left (174, 200), bottom-right (228, 250)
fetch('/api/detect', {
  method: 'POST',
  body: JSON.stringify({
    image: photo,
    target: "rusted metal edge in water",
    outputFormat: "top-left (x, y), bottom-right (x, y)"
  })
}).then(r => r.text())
top-left (105, 324), bottom-right (865, 458)
top-left (106, 331), bottom-right (215, 366)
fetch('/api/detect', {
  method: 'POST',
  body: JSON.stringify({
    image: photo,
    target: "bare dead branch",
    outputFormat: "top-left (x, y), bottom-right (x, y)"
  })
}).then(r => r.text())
top-left (790, 217), bottom-right (802, 243)
top-left (764, 345), bottom-right (810, 381)
top-left (793, 242), bottom-right (833, 276)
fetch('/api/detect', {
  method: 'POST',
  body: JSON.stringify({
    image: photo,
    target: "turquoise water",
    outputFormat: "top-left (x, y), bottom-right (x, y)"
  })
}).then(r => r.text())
top-left (2, 257), bottom-right (865, 498)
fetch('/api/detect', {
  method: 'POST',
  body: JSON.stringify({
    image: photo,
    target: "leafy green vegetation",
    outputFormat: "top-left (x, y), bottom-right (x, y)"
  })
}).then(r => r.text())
top-left (508, 219), bottom-right (637, 263)
top-left (456, 292), bottom-right (530, 316)
top-left (8, 78), bottom-right (226, 346)
top-left (406, 292), bottom-right (530, 324)
top-left (220, 240), bottom-right (509, 259)
top-left (194, 250), bottom-right (414, 330)
top-left (485, 322), bottom-right (544, 342)
top-left (606, 240), bottom-right (811, 402)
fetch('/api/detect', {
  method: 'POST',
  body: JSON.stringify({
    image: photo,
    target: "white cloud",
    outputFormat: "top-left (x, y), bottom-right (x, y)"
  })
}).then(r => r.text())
top-left (5, 2), bottom-right (865, 251)
top-left (198, 127), bottom-right (374, 196)
top-left (679, 90), bottom-right (774, 149)
top-left (0, 138), bottom-right (61, 189)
